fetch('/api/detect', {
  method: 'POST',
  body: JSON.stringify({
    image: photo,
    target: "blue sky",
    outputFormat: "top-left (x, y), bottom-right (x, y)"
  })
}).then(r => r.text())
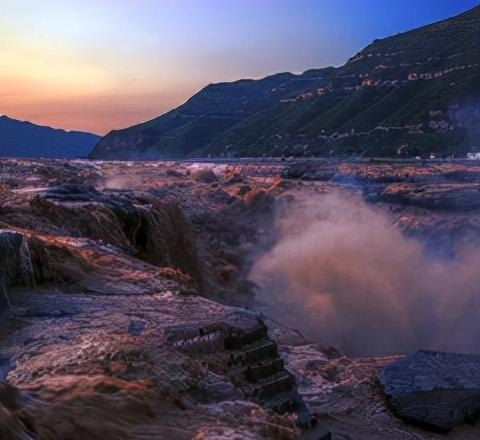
top-left (1, 0), bottom-right (478, 133)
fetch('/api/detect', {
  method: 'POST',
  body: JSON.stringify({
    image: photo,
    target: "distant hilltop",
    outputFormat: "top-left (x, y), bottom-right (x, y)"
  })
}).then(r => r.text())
top-left (90, 5), bottom-right (480, 160)
top-left (0, 116), bottom-right (99, 159)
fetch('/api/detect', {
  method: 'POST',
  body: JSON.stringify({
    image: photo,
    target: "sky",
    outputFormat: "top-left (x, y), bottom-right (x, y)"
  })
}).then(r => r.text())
top-left (1, 0), bottom-right (478, 135)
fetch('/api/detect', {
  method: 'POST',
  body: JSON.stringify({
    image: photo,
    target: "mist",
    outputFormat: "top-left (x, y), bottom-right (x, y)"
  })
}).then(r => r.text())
top-left (250, 190), bottom-right (480, 356)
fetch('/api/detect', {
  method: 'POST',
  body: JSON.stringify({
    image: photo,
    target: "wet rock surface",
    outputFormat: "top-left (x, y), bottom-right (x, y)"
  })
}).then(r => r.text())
top-left (0, 159), bottom-right (299, 439)
top-left (1, 158), bottom-right (480, 438)
top-left (378, 350), bottom-right (480, 432)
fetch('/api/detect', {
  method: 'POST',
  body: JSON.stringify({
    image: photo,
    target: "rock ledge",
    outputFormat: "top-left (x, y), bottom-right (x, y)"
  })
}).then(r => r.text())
top-left (378, 350), bottom-right (480, 432)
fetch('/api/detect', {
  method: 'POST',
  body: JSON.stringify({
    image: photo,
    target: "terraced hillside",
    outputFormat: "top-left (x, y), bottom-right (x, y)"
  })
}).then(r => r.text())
top-left (91, 5), bottom-right (480, 160)
top-left (204, 5), bottom-right (480, 158)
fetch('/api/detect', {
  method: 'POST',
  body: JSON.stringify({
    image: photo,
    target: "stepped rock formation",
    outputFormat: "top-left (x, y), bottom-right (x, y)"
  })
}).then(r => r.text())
top-left (91, 6), bottom-right (480, 160)
top-left (165, 310), bottom-right (321, 429)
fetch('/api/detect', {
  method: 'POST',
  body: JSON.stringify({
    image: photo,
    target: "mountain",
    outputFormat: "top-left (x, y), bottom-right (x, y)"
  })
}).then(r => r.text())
top-left (0, 116), bottom-right (100, 158)
top-left (91, 5), bottom-right (480, 160)
top-left (90, 70), bottom-right (334, 159)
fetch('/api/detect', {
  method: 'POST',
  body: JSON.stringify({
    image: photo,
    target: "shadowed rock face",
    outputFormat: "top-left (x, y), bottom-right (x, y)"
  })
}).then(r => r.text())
top-left (0, 230), bottom-right (33, 310)
top-left (0, 231), bottom-right (24, 281)
top-left (0, 234), bottom-right (34, 439)
top-left (378, 350), bottom-right (480, 432)
top-left (0, 384), bottom-right (34, 440)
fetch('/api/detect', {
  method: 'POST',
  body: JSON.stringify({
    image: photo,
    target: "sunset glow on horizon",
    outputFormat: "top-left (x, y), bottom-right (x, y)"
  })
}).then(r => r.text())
top-left (1, 0), bottom-right (478, 135)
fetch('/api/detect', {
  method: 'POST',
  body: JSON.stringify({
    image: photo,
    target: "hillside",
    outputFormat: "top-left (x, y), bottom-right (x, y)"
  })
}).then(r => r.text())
top-left (89, 69), bottom-right (335, 159)
top-left (204, 5), bottom-right (480, 158)
top-left (91, 5), bottom-right (480, 159)
top-left (0, 116), bottom-right (99, 158)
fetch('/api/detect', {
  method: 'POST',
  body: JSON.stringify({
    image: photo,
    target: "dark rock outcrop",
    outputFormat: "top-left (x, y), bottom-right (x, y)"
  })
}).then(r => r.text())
top-left (0, 231), bottom-right (33, 310)
top-left (0, 353), bottom-right (14, 382)
top-left (0, 232), bottom-right (34, 438)
top-left (378, 350), bottom-right (480, 432)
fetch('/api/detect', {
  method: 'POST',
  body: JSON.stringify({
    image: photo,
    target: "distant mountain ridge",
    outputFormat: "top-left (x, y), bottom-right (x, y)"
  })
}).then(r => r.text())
top-left (0, 116), bottom-right (99, 158)
top-left (91, 5), bottom-right (480, 159)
